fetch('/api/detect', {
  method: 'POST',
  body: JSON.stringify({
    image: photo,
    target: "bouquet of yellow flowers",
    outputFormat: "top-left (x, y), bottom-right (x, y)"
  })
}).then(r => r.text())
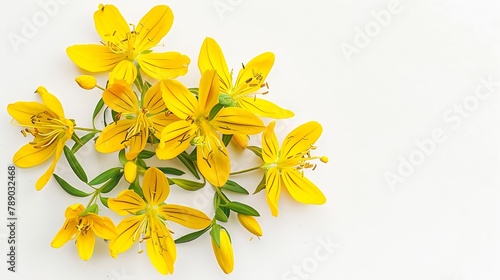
top-left (7, 4), bottom-right (328, 275)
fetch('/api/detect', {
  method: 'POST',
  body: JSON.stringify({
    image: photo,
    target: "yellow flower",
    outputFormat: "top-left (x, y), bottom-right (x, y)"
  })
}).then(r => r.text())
top-left (67, 4), bottom-right (190, 84)
top-left (95, 81), bottom-right (178, 160)
top-left (237, 214), bottom-right (262, 237)
top-left (108, 167), bottom-right (212, 275)
top-left (7, 87), bottom-right (74, 190)
top-left (198, 37), bottom-right (294, 148)
top-left (156, 70), bottom-right (265, 187)
top-left (51, 204), bottom-right (117, 261)
top-left (212, 228), bottom-right (234, 274)
top-left (261, 121), bottom-right (327, 216)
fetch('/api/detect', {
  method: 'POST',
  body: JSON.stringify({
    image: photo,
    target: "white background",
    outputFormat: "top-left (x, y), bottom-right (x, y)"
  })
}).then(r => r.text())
top-left (1, 0), bottom-right (500, 279)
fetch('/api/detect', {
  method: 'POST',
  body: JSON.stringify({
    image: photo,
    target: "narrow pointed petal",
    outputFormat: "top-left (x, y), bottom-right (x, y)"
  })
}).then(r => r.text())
top-left (237, 214), bottom-right (262, 237)
top-left (108, 190), bottom-right (147, 215)
top-left (109, 215), bottom-right (144, 255)
top-left (262, 121), bottom-right (279, 163)
top-left (212, 228), bottom-right (234, 274)
top-left (135, 5), bottom-right (173, 51)
top-left (238, 97), bottom-right (294, 119)
top-left (281, 168), bottom-right (326, 205)
top-left (7, 102), bottom-right (50, 125)
top-left (265, 167), bottom-right (281, 217)
top-left (138, 52), bottom-right (190, 80)
top-left (198, 69), bottom-right (219, 114)
top-left (212, 107), bottom-right (264, 135)
top-left (143, 82), bottom-right (166, 114)
top-left (149, 111), bottom-right (179, 139)
top-left (159, 204), bottom-right (211, 229)
top-left (146, 219), bottom-right (176, 275)
top-left (102, 82), bottom-right (139, 113)
top-left (95, 119), bottom-right (135, 154)
top-left (35, 87), bottom-right (65, 118)
top-left (156, 120), bottom-right (196, 160)
top-left (93, 4), bottom-right (130, 45)
top-left (233, 52), bottom-right (274, 97)
top-left (231, 134), bottom-right (248, 149)
top-left (13, 141), bottom-right (56, 168)
top-left (109, 60), bottom-right (137, 85)
top-left (281, 121), bottom-right (322, 161)
top-left (198, 37), bottom-right (232, 93)
top-left (161, 80), bottom-right (197, 119)
top-left (197, 133), bottom-right (230, 187)
top-left (67, 45), bottom-right (125, 72)
top-left (126, 126), bottom-right (147, 160)
top-left (76, 231), bottom-right (95, 261)
top-left (142, 167), bottom-right (169, 206)
top-left (51, 219), bottom-right (78, 248)
top-left (65, 204), bottom-right (85, 218)
top-left (36, 139), bottom-right (65, 190)
top-left (87, 214), bottom-right (117, 240)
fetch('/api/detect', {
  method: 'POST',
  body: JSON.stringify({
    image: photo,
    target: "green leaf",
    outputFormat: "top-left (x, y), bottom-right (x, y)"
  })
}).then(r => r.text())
top-left (80, 204), bottom-right (99, 216)
top-left (118, 149), bottom-right (127, 166)
top-left (128, 177), bottom-right (143, 197)
top-left (222, 180), bottom-right (249, 194)
top-left (177, 151), bottom-right (200, 179)
top-left (100, 196), bottom-right (109, 207)
top-left (215, 208), bottom-right (229, 222)
top-left (53, 174), bottom-right (91, 197)
top-left (111, 110), bottom-right (119, 123)
top-left (188, 87), bottom-right (199, 96)
top-left (222, 134), bottom-right (232, 147)
top-left (100, 171), bottom-right (123, 193)
top-left (247, 146), bottom-right (263, 159)
top-left (210, 224), bottom-right (221, 248)
top-left (138, 150), bottom-right (156, 159)
top-left (208, 103), bottom-right (224, 121)
top-left (88, 167), bottom-right (122, 185)
top-left (71, 133), bottom-right (83, 147)
top-left (224, 201), bottom-right (260, 216)
top-left (253, 175), bottom-right (266, 194)
top-left (63, 146), bottom-right (88, 183)
top-left (71, 132), bottom-right (96, 154)
top-left (157, 167), bottom-right (185, 176)
top-left (175, 226), bottom-right (210, 244)
top-left (169, 178), bottom-right (205, 191)
top-left (92, 98), bottom-right (105, 128)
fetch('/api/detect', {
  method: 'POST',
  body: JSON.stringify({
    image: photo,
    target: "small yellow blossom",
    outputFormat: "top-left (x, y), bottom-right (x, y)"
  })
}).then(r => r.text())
top-left (237, 214), bottom-right (262, 237)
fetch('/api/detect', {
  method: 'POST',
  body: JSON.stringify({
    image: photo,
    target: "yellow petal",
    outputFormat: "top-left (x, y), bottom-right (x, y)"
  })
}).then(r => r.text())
top-left (146, 218), bottom-right (176, 275)
top-left (280, 121), bottom-right (322, 161)
top-left (51, 219), bottom-right (78, 248)
top-left (237, 214), bottom-right (262, 237)
top-left (109, 215), bottom-right (144, 255)
top-left (36, 139), bottom-right (66, 191)
top-left (142, 167), bottom-right (169, 206)
top-left (262, 121), bottom-right (279, 163)
top-left (126, 126), bottom-right (147, 160)
top-left (281, 168), bottom-right (326, 205)
top-left (156, 120), bottom-right (196, 160)
top-left (212, 107), bottom-right (264, 135)
top-left (212, 228), bottom-right (234, 274)
top-left (13, 141), bottom-right (56, 168)
top-left (197, 133), bottom-right (230, 187)
top-left (65, 204), bottom-right (85, 218)
top-left (95, 119), bottom-right (135, 154)
top-left (76, 228), bottom-right (96, 261)
top-left (109, 60), bottom-right (137, 85)
top-left (87, 214), bottom-right (117, 240)
top-left (102, 82), bottom-right (139, 113)
top-left (143, 81), bottom-right (166, 114)
top-left (93, 4), bottom-right (130, 46)
top-left (265, 167), bottom-right (281, 217)
top-left (238, 97), bottom-right (294, 119)
top-left (231, 134), bottom-right (248, 149)
top-left (7, 102), bottom-right (50, 125)
top-left (159, 204), bottom-right (211, 229)
top-left (161, 80), bottom-right (197, 119)
top-left (35, 86), bottom-right (65, 119)
top-left (108, 190), bottom-right (147, 215)
top-left (67, 44), bottom-right (125, 72)
top-left (124, 161), bottom-right (137, 183)
top-left (198, 69), bottom-right (220, 115)
top-left (135, 5), bottom-right (173, 51)
top-left (198, 37), bottom-right (233, 94)
top-left (149, 111), bottom-right (179, 139)
top-left (138, 52), bottom-right (190, 80)
top-left (233, 52), bottom-right (274, 97)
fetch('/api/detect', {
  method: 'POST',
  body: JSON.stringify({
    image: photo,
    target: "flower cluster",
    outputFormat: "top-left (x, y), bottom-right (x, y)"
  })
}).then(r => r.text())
top-left (7, 4), bottom-right (328, 275)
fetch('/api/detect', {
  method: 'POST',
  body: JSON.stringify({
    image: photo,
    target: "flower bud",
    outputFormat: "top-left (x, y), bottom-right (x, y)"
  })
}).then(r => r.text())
top-left (320, 156), bottom-right (328, 163)
top-left (212, 229), bottom-right (234, 274)
top-left (124, 161), bottom-right (137, 183)
top-left (75, 75), bottom-right (97, 90)
top-left (237, 214), bottom-right (262, 237)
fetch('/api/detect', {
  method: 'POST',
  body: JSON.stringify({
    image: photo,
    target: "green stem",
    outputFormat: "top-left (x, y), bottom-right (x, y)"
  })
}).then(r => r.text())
top-left (86, 191), bottom-right (99, 208)
top-left (230, 166), bottom-right (261, 176)
top-left (74, 127), bottom-right (101, 133)
top-left (96, 85), bottom-right (106, 91)
top-left (213, 185), bottom-right (230, 204)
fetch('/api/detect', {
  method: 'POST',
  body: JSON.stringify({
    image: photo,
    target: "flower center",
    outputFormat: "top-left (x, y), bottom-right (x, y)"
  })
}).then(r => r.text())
top-left (21, 111), bottom-right (72, 148)
top-left (76, 217), bottom-right (93, 236)
top-left (122, 108), bottom-right (155, 145)
top-left (104, 30), bottom-right (137, 60)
